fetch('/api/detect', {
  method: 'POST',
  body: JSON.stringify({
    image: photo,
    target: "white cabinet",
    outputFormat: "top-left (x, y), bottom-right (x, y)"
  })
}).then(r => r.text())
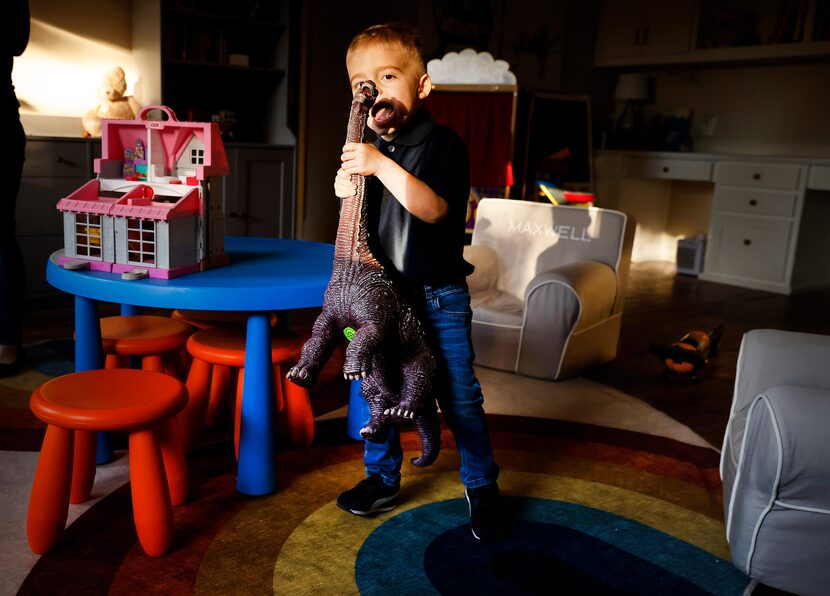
top-left (595, 0), bottom-right (696, 65)
top-left (702, 161), bottom-right (807, 293)
top-left (623, 156), bottom-right (712, 181)
top-left (706, 214), bottom-right (794, 284)
top-left (596, 150), bottom-right (830, 294)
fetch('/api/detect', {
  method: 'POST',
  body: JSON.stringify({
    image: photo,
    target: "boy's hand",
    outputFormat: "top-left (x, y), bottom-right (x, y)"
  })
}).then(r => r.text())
top-left (334, 168), bottom-right (356, 199)
top-left (341, 142), bottom-right (385, 177)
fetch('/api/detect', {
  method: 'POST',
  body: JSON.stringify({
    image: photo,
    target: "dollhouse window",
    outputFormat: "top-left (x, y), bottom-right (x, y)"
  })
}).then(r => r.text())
top-left (191, 148), bottom-right (204, 165)
top-left (126, 218), bottom-right (156, 266)
top-left (75, 213), bottom-right (102, 259)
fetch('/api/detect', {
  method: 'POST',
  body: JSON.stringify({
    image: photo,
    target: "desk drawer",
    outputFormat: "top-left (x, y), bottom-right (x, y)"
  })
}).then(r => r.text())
top-left (714, 162), bottom-right (802, 190)
top-left (808, 165), bottom-right (830, 191)
top-left (713, 187), bottom-right (797, 217)
top-left (707, 214), bottom-right (792, 283)
top-left (23, 140), bottom-right (89, 178)
top-left (623, 157), bottom-right (712, 181)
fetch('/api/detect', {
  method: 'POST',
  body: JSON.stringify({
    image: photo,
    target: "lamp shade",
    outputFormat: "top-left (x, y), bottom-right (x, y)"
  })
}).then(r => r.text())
top-left (614, 73), bottom-right (648, 101)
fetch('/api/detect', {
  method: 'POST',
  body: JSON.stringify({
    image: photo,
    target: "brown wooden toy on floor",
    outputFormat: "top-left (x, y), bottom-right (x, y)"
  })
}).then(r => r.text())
top-left (649, 324), bottom-right (724, 379)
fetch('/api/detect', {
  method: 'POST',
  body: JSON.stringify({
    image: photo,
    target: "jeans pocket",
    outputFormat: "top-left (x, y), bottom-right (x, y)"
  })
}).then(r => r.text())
top-left (436, 287), bottom-right (471, 319)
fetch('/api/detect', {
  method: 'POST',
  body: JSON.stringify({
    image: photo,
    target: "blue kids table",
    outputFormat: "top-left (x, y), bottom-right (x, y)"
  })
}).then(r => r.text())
top-left (47, 236), bottom-right (334, 496)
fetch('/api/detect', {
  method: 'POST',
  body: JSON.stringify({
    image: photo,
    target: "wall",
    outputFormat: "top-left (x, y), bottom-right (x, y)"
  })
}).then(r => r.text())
top-left (14, 0), bottom-right (148, 137)
top-left (650, 62), bottom-right (830, 157)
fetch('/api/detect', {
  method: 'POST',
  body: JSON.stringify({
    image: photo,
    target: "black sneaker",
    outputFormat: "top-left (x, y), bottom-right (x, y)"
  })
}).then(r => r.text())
top-left (337, 474), bottom-right (399, 516)
top-left (466, 482), bottom-right (503, 541)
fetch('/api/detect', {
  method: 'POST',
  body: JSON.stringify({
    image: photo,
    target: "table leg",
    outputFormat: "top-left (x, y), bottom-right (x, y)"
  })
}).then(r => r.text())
top-left (236, 312), bottom-right (276, 495)
top-left (120, 304), bottom-right (141, 316)
top-left (74, 296), bottom-right (112, 464)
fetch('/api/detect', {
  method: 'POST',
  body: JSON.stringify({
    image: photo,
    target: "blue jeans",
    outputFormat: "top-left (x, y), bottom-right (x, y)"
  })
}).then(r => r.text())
top-left (362, 282), bottom-right (499, 489)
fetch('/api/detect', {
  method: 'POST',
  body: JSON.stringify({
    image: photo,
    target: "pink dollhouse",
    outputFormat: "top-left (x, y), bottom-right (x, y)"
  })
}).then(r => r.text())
top-left (56, 105), bottom-right (229, 278)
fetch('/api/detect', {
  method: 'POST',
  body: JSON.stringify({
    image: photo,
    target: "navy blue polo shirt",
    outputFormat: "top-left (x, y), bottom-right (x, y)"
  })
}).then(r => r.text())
top-left (365, 108), bottom-right (473, 288)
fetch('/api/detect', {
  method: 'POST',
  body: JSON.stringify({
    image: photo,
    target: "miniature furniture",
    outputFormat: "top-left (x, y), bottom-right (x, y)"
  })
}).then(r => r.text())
top-left (181, 327), bottom-right (312, 454)
top-left (464, 198), bottom-right (633, 380)
top-left (721, 329), bottom-right (830, 595)
top-left (46, 236), bottom-right (333, 496)
top-left (101, 315), bottom-right (192, 378)
top-left (27, 369), bottom-right (188, 557)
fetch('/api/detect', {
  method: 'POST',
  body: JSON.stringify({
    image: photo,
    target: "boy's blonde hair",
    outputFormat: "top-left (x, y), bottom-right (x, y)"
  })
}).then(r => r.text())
top-left (347, 22), bottom-right (427, 77)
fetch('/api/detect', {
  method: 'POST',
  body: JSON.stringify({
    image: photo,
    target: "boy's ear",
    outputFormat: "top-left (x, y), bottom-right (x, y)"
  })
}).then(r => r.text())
top-left (418, 73), bottom-right (432, 100)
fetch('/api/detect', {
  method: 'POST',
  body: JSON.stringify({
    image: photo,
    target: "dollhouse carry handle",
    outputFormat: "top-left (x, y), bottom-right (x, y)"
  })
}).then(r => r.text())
top-left (137, 104), bottom-right (179, 122)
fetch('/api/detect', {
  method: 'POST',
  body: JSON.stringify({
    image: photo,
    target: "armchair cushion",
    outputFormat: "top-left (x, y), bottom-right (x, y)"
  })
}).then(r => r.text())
top-left (464, 244), bottom-right (500, 296)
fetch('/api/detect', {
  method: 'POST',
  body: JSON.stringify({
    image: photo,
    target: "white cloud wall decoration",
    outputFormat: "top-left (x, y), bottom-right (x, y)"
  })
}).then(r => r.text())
top-left (427, 49), bottom-right (517, 85)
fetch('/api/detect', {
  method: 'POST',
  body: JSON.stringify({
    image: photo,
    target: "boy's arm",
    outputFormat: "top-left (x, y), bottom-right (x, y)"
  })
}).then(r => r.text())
top-left (341, 143), bottom-right (449, 224)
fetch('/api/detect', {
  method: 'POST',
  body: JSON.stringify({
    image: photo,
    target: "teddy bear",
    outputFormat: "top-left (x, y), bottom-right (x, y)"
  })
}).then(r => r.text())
top-left (82, 66), bottom-right (141, 137)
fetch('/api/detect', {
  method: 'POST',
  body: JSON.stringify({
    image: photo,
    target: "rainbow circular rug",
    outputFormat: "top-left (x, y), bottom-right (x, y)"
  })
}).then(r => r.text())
top-left (17, 417), bottom-right (749, 595)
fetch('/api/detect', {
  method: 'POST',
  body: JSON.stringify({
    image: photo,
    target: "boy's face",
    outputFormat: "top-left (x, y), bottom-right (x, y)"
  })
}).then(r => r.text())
top-left (347, 43), bottom-right (431, 136)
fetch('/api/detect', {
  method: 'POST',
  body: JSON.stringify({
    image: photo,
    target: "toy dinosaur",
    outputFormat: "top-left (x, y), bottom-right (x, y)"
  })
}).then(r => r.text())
top-left (649, 324), bottom-right (724, 378)
top-left (286, 81), bottom-right (440, 466)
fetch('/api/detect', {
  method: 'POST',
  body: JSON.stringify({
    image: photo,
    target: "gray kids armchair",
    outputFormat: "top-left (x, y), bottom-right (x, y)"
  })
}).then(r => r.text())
top-left (721, 329), bottom-right (830, 595)
top-left (463, 198), bottom-right (633, 381)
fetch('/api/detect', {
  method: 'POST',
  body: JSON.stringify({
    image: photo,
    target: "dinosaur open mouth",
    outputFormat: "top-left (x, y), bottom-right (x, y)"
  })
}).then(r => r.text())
top-left (371, 100), bottom-right (395, 128)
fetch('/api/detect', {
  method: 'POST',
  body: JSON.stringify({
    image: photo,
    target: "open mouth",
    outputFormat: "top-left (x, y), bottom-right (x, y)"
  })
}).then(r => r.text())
top-left (371, 100), bottom-right (395, 128)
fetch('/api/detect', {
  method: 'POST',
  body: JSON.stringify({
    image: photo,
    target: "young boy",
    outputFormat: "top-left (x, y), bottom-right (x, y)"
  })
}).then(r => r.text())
top-left (333, 22), bottom-right (502, 541)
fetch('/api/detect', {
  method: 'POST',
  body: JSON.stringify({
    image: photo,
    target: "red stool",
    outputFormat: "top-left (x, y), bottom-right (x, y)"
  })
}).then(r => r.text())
top-left (179, 326), bottom-right (313, 453)
top-left (100, 315), bottom-right (192, 379)
top-left (27, 369), bottom-right (188, 557)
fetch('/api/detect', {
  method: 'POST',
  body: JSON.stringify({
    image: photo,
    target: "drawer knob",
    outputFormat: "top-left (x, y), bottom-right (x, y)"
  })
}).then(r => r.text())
top-left (749, 199), bottom-right (758, 206)
top-left (743, 239), bottom-right (752, 246)
top-left (662, 166), bottom-right (669, 173)
top-left (752, 173), bottom-right (761, 180)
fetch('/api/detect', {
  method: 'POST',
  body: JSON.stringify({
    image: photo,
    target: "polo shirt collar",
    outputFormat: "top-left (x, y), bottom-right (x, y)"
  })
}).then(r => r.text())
top-left (386, 108), bottom-right (435, 147)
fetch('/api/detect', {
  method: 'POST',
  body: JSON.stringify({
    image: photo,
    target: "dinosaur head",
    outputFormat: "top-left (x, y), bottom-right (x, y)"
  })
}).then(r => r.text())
top-left (353, 80), bottom-right (378, 108)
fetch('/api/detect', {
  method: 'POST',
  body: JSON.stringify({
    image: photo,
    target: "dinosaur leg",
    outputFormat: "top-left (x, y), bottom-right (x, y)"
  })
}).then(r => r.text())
top-left (342, 322), bottom-right (385, 380)
top-left (359, 374), bottom-right (393, 442)
top-left (286, 309), bottom-right (339, 387)
top-left (386, 353), bottom-right (434, 422)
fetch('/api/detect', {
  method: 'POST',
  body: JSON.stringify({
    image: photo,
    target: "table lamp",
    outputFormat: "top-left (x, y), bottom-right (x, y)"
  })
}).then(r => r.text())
top-left (614, 73), bottom-right (648, 134)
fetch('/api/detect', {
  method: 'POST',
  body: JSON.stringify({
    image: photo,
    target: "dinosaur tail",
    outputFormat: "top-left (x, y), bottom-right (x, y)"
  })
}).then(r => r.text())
top-left (410, 405), bottom-right (441, 467)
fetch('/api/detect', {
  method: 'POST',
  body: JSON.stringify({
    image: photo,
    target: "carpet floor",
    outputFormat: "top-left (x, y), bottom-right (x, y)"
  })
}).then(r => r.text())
top-left (1, 339), bottom-right (750, 595)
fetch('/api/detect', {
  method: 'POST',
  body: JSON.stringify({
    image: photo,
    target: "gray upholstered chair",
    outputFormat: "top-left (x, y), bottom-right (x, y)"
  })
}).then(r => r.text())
top-left (721, 329), bottom-right (830, 596)
top-left (463, 198), bottom-right (633, 381)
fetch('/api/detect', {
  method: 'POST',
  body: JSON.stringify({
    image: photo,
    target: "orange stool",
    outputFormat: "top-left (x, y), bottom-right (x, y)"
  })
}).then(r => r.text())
top-left (100, 315), bottom-right (192, 379)
top-left (171, 309), bottom-right (278, 331)
top-left (27, 369), bottom-right (188, 557)
top-left (179, 326), bottom-right (313, 453)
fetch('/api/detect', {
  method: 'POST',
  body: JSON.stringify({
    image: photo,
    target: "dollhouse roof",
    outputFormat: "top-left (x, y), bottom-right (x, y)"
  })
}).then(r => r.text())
top-left (96, 105), bottom-right (229, 180)
top-left (57, 180), bottom-right (200, 222)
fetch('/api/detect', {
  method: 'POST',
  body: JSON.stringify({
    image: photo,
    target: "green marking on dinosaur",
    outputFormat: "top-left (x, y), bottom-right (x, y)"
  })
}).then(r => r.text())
top-left (343, 326), bottom-right (356, 342)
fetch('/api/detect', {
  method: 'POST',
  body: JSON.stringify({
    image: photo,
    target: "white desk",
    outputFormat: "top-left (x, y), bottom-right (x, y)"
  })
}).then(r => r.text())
top-left (595, 150), bottom-right (830, 294)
